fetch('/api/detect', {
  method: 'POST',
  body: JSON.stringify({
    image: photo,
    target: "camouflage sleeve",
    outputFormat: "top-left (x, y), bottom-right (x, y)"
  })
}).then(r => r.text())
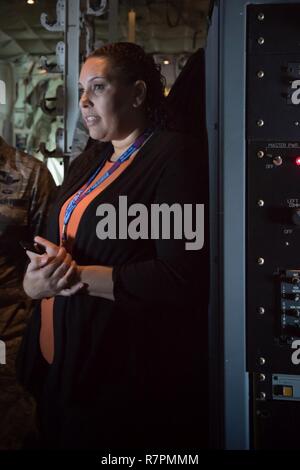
top-left (28, 163), bottom-right (57, 238)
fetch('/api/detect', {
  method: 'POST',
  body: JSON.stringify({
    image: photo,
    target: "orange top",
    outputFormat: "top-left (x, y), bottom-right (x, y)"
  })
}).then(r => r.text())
top-left (40, 153), bottom-right (138, 364)
top-left (59, 155), bottom-right (135, 250)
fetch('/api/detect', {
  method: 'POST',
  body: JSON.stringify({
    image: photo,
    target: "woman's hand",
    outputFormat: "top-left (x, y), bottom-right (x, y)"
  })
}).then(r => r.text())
top-left (23, 238), bottom-right (84, 299)
top-left (33, 235), bottom-right (60, 258)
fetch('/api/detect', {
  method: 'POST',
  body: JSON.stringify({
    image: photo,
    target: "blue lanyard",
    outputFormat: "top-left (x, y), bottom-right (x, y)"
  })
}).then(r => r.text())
top-left (62, 128), bottom-right (153, 244)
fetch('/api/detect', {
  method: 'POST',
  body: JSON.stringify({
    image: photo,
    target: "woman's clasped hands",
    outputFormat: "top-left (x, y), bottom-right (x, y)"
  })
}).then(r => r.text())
top-left (23, 236), bottom-right (84, 299)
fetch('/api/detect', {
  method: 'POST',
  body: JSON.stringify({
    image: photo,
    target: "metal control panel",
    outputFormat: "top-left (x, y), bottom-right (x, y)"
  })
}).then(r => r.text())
top-left (247, 3), bottom-right (300, 448)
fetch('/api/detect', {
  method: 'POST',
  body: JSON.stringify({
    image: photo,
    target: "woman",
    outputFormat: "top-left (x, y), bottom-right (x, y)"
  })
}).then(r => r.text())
top-left (17, 43), bottom-right (209, 449)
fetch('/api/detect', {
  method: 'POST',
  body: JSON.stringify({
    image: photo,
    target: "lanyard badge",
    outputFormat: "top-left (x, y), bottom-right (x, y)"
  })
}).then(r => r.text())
top-left (61, 128), bottom-right (153, 244)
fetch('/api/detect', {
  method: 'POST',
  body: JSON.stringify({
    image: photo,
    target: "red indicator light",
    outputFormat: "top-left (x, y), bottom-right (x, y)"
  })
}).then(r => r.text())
top-left (296, 157), bottom-right (300, 166)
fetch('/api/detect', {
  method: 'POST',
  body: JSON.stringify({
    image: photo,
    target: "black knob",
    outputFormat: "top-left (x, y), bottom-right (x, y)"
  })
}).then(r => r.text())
top-left (292, 208), bottom-right (300, 226)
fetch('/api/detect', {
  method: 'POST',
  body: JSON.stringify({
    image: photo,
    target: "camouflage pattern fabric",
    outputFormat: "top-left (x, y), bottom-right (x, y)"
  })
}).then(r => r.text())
top-left (0, 136), bottom-right (56, 449)
top-left (0, 337), bottom-right (38, 450)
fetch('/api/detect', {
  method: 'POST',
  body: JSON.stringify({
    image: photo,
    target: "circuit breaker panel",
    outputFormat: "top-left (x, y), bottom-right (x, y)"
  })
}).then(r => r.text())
top-left (247, 3), bottom-right (300, 448)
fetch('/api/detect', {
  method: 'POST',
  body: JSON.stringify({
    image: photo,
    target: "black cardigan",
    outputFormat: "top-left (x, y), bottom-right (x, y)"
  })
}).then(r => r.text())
top-left (17, 129), bottom-right (209, 449)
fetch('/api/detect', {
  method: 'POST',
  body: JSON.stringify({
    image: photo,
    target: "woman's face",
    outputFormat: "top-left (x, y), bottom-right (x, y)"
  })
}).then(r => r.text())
top-left (79, 57), bottom-right (138, 141)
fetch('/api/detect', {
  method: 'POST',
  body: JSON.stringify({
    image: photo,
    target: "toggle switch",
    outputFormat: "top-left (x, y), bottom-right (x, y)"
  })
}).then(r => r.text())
top-left (273, 385), bottom-right (293, 397)
top-left (273, 156), bottom-right (282, 166)
top-left (282, 293), bottom-right (300, 301)
top-left (286, 309), bottom-right (300, 317)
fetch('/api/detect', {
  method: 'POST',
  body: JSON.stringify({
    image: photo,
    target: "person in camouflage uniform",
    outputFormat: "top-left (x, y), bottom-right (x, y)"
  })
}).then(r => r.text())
top-left (0, 136), bottom-right (56, 449)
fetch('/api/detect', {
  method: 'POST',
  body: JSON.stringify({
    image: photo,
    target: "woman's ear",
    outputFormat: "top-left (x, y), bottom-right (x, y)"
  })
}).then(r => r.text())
top-left (132, 80), bottom-right (147, 108)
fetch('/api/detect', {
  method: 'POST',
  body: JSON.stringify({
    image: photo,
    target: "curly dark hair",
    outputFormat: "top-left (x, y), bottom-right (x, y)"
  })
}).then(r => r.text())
top-left (88, 42), bottom-right (167, 128)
